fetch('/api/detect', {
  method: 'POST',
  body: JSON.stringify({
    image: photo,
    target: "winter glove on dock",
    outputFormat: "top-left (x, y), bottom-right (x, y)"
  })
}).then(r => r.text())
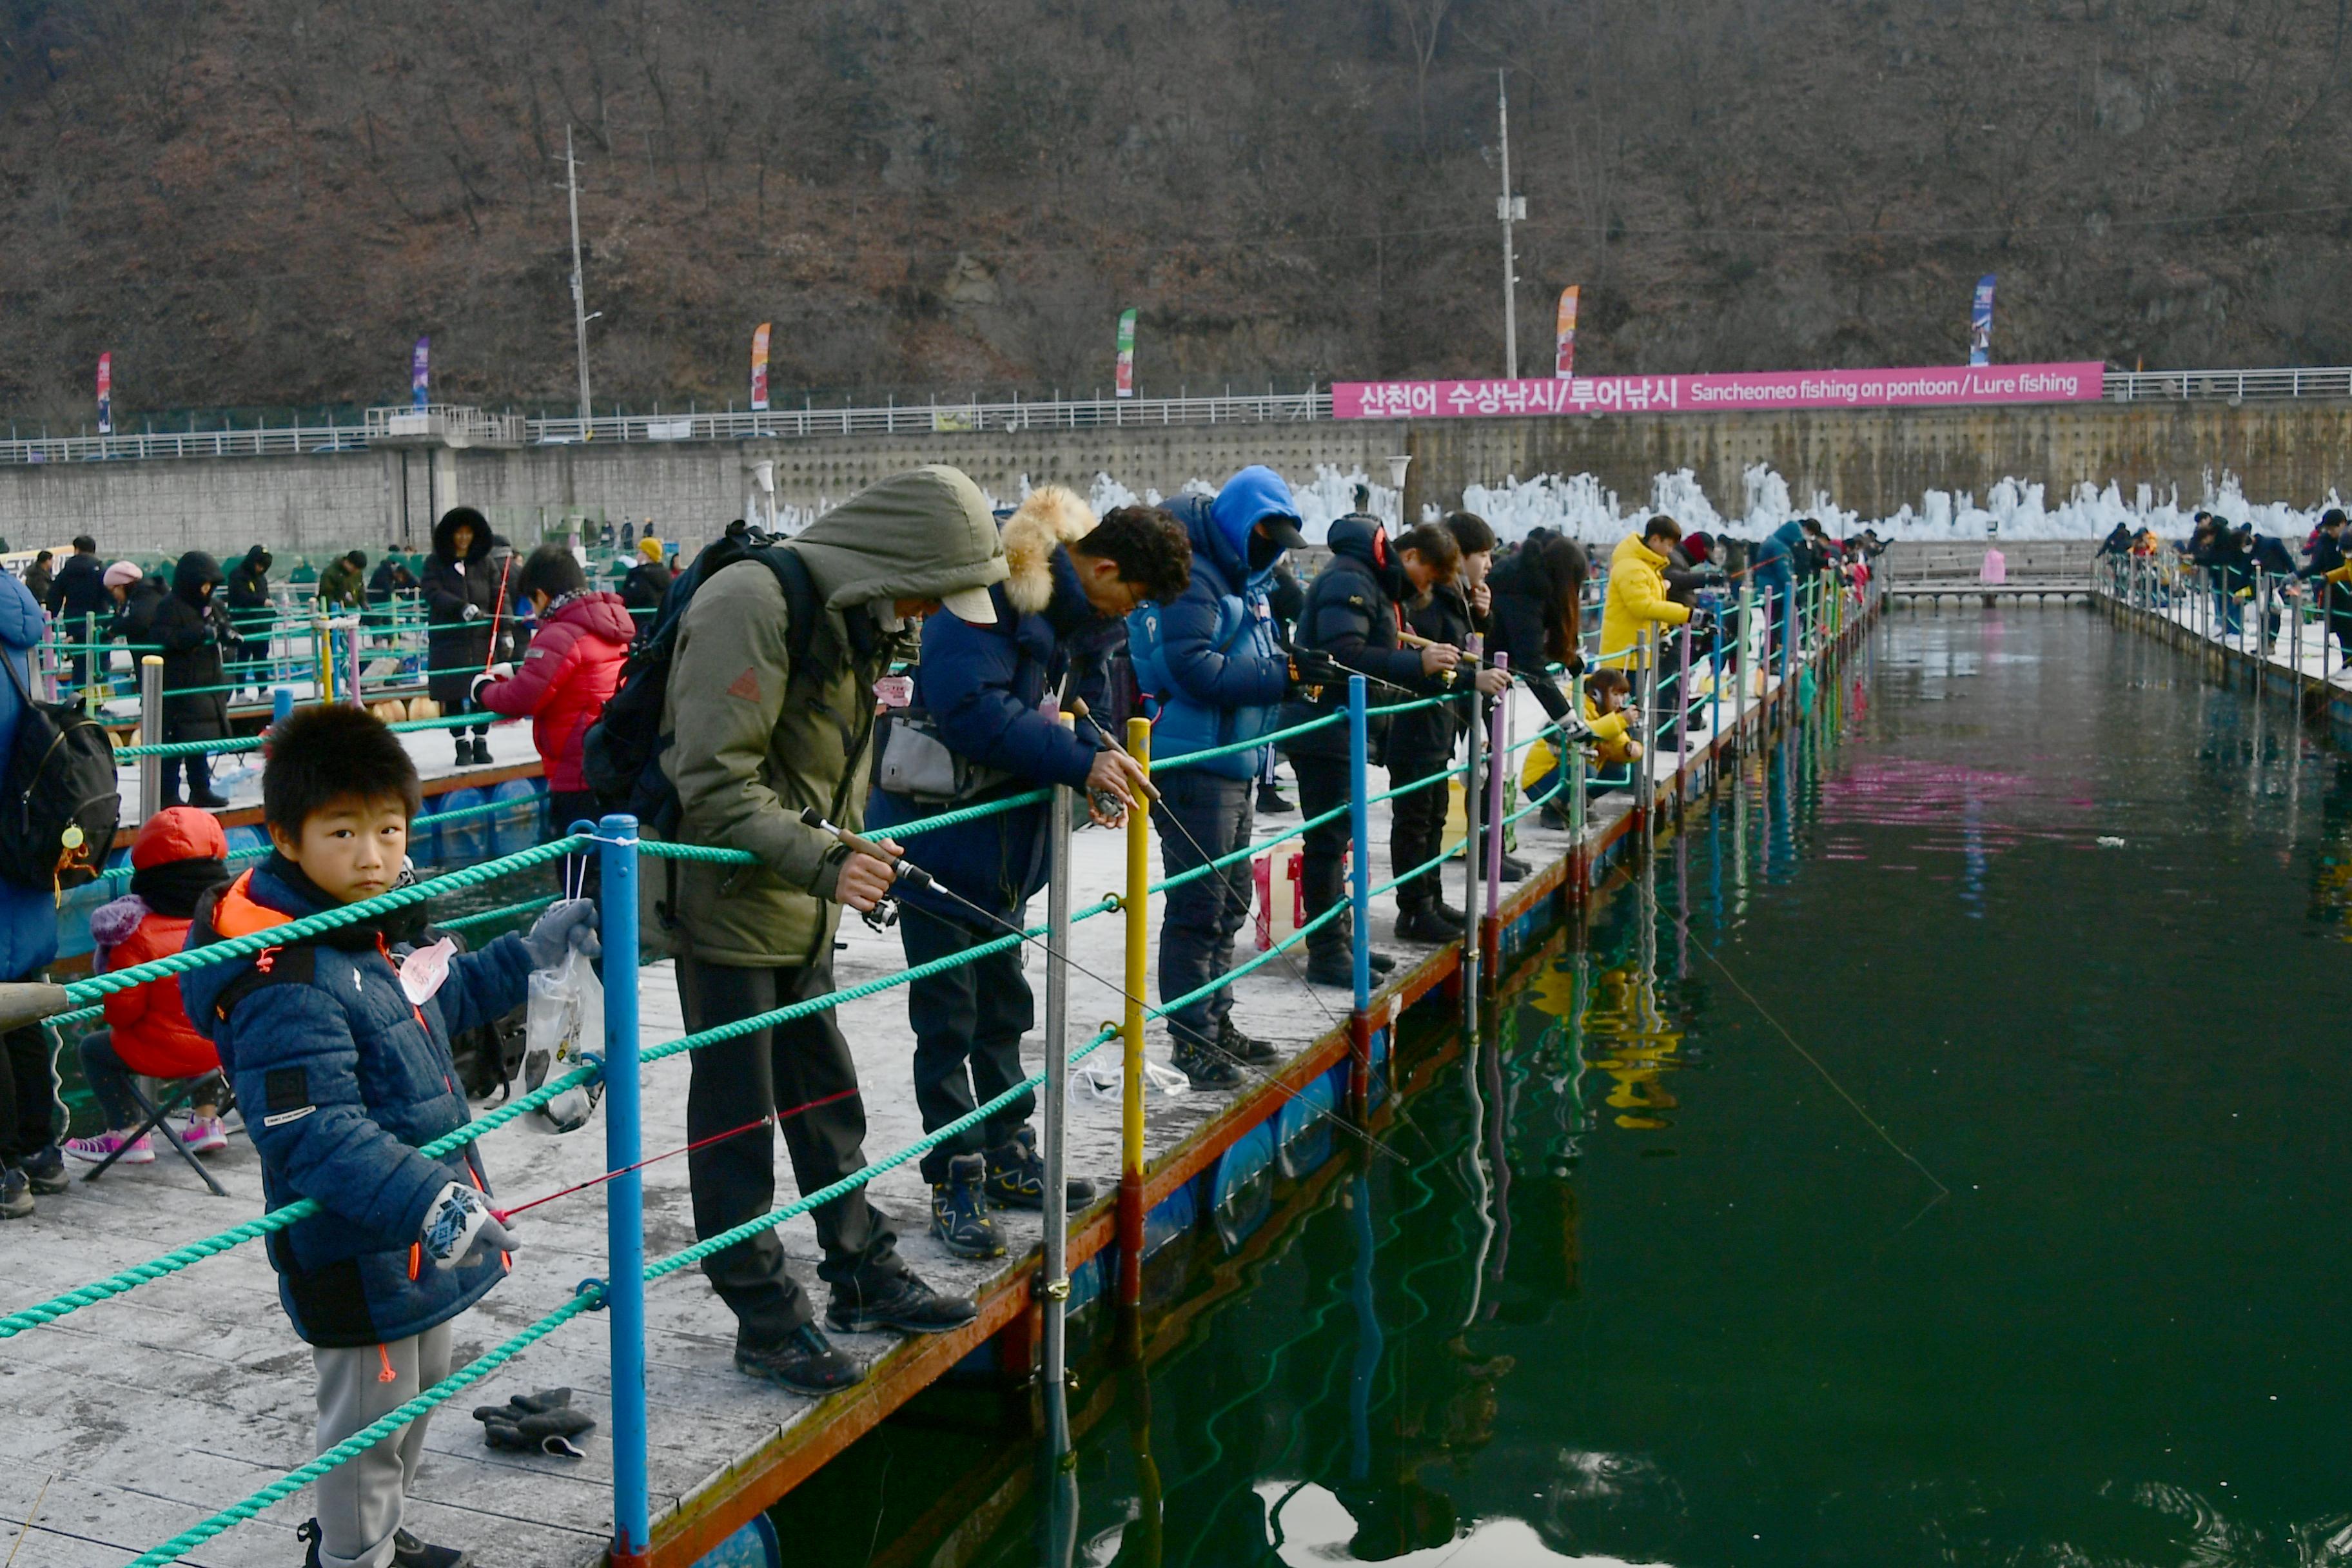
top-left (474, 1387), bottom-right (596, 1458)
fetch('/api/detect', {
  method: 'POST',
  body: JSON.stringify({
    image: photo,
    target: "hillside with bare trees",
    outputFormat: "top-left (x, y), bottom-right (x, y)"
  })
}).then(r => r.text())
top-left (5, 0), bottom-right (2351, 419)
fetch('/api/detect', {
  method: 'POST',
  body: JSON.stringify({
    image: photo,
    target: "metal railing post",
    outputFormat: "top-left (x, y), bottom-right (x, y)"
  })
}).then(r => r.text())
top-left (1119, 718), bottom-right (1150, 1309)
top-left (1734, 578), bottom-right (1752, 741)
top-left (313, 616), bottom-right (333, 703)
top-left (81, 612), bottom-right (97, 714)
top-left (272, 687), bottom-right (294, 730)
top-left (1463, 666), bottom-right (1482, 1012)
top-left (1041, 779), bottom-right (1074, 1451)
top-left (346, 619), bottom-right (363, 705)
top-left (138, 656), bottom-right (163, 821)
top-left (1347, 676), bottom-right (1373, 1106)
top-left (596, 811), bottom-right (649, 1561)
top-left (1636, 628), bottom-right (1658, 828)
top-left (1484, 654), bottom-right (1508, 936)
top-left (1778, 583), bottom-right (1795, 704)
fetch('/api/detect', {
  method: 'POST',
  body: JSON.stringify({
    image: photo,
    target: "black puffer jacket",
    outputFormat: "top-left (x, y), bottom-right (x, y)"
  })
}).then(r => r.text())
top-left (422, 507), bottom-right (500, 707)
top-left (113, 576), bottom-right (169, 649)
top-left (225, 546), bottom-right (273, 632)
top-left (1390, 580), bottom-right (1478, 761)
top-left (1277, 514), bottom-right (1430, 761)
top-left (1486, 532), bottom-right (1589, 722)
top-left (152, 552), bottom-right (230, 740)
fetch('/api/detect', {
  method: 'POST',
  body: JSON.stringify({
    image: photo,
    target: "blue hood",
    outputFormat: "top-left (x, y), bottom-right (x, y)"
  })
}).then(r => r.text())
top-left (0, 573), bottom-right (44, 650)
top-left (1770, 520), bottom-right (1805, 550)
top-left (1207, 466), bottom-right (1298, 575)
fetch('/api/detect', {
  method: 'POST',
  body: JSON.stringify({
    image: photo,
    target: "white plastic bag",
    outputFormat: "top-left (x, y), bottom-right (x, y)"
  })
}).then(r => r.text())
top-left (520, 947), bottom-right (605, 1133)
top-left (1075, 1052), bottom-right (1189, 1101)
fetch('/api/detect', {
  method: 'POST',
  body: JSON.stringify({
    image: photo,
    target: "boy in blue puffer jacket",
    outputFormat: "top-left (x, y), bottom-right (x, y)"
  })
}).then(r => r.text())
top-left (179, 705), bottom-right (599, 1568)
top-left (1125, 465), bottom-right (1308, 1087)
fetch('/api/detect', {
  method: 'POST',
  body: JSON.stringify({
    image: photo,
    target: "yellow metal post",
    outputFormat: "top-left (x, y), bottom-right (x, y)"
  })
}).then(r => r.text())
top-left (1119, 716), bottom-right (1151, 1308)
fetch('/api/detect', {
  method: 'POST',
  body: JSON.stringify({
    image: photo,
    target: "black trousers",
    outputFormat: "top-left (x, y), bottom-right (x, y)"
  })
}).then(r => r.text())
top-left (679, 955), bottom-right (903, 1346)
top-left (0, 1006), bottom-right (57, 1167)
top-left (1288, 752), bottom-right (1354, 965)
top-left (1152, 769), bottom-right (1254, 1045)
top-left (161, 750), bottom-right (214, 806)
top-left (1386, 747), bottom-right (1452, 914)
top-left (899, 905), bottom-right (1036, 1183)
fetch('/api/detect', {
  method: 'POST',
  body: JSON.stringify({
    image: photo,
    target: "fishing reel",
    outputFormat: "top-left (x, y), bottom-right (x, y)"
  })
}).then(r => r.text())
top-left (860, 894), bottom-right (901, 932)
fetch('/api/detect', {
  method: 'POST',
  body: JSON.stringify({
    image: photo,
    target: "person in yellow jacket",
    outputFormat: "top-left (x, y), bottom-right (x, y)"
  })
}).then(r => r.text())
top-left (1599, 516), bottom-right (1694, 676)
top-left (1520, 669), bottom-right (1643, 796)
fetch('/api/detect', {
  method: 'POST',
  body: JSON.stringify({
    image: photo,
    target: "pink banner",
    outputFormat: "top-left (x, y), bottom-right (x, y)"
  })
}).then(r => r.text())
top-left (1333, 361), bottom-right (2104, 420)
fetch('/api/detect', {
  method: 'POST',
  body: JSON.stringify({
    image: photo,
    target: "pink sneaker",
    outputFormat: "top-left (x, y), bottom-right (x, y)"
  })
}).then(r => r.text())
top-left (63, 1130), bottom-right (153, 1166)
top-left (180, 1116), bottom-right (229, 1156)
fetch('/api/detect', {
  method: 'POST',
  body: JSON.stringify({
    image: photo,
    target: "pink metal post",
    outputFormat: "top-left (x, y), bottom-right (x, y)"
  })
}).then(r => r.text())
top-left (1485, 653), bottom-right (1508, 921)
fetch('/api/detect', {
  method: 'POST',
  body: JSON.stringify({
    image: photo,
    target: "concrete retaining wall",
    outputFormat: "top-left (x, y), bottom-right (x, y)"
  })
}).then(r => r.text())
top-left (5, 398), bottom-right (2349, 562)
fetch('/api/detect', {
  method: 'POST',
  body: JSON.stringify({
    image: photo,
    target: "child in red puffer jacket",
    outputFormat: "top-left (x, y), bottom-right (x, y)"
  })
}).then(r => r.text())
top-left (64, 808), bottom-right (235, 1167)
top-left (473, 544), bottom-right (633, 832)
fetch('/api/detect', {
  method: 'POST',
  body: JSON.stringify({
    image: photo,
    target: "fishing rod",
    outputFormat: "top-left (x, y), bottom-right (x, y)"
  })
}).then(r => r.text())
top-left (486, 1111), bottom-right (787, 1224)
top-left (798, 807), bottom-right (1409, 1164)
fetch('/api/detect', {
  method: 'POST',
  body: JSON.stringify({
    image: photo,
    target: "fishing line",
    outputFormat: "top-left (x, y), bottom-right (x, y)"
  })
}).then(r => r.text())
top-left (801, 809), bottom-right (1412, 1166)
top-left (1689, 933), bottom-right (1951, 1199)
top-left (489, 1108), bottom-right (796, 1223)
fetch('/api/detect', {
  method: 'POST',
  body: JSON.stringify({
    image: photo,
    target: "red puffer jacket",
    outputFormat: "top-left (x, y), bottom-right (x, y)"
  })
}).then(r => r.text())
top-left (90, 808), bottom-right (228, 1080)
top-left (475, 591), bottom-right (634, 790)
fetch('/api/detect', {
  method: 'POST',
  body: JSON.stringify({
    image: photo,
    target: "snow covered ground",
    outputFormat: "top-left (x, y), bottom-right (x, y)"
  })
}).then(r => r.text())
top-left (1032, 464), bottom-right (2350, 547)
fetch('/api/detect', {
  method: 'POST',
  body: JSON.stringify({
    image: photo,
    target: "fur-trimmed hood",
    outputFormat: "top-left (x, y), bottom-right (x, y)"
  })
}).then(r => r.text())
top-left (1000, 485), bottom-right (1097, 616)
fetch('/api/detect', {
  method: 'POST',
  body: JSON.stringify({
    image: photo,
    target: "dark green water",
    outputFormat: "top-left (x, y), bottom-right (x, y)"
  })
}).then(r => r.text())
top-left (783, 605), bottom-right (2352, 1568)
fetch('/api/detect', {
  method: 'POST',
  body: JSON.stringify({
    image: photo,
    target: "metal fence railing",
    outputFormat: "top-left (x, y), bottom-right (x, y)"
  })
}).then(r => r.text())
top-left (9, 367), bottom-right (2351, 469)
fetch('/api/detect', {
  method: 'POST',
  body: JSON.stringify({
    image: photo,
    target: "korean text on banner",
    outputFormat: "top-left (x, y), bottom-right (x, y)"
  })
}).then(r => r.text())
top-left (750, 322), bottom-right (772, 412)
top-left (96, 353), bottom-right (112, 436)
top-left (412, 336), bottom-right (430, 409)
top-left (1969, 275), bottom-right (1995, 367)
top-left (1115, 308), bottom-right (1137, 398)
top-left (1554, 287), bottom-right (1579, 380)
top-left (1331, 361), bottom-right (2104, 420)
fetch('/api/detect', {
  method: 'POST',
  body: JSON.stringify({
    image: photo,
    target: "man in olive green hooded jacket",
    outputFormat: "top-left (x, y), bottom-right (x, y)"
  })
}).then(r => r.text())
top-left (654, 465), bottom-right (1008, 1395)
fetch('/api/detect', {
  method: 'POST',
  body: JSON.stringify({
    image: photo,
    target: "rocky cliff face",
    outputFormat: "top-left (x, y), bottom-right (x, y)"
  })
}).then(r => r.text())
top-left (6, 0), bottom-right (2349, 418)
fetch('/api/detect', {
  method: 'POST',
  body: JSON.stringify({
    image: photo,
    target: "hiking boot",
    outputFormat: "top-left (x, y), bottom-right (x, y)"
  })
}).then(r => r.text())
top-left (0, 1168), bottom-right (30, 1220)
top-left (19, 1144), bottom-right (68, 1195)
top-left (471, 735), bottom-right (494, 765)
top-left (1256, 785), bottom-right (1295, 814)
top-left (1395, 905), bottom-right (1465, 943)
top-left (983, 1127), bottom-right (1101, 1210)
top-left (827, 1271), bottom-right (979, 1335)
top-left (454, 736), bottom-right (475, 768)
top-left (1306, 950), bottom-right (1354, 987)
top-left (1216, 1017), bottom-right (1280, 1067)
top-left (1490, 850), bottom-right (1529, 882)
top-left (1539, 802), bottom-right (1573, 831)
top-left (64, 1130), bottom-right (152, 1166)
top-left (188, 791), bottom-right (231, 809)
top-left (1367, 949), bottom-right (1396, 975)
top-left (1170, 1035), bottom-right (1245, 1090)
top-left (392, 1527), bottom-right (475, 1567)
top-left (929, 1153), bottom-right (1004, 1258)
top-left (735, 1325), bottom-right (863, 1395)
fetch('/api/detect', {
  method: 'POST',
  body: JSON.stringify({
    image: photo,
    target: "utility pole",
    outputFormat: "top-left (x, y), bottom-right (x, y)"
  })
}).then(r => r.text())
top-left (1496, 69), bottom-right (1525, 380)
top-left (566, 125), bottom-right (593, 435)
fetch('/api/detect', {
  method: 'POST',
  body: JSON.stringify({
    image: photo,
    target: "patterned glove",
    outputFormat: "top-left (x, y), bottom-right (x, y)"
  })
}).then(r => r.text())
top-left (420, 1181), bottom-right (520, 1268)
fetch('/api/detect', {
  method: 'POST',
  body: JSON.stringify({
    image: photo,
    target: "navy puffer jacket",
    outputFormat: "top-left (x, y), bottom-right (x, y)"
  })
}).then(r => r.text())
top-left (867, 498), bottom-right (1103, 922)
top-left (1126, 483), bottom-right (1290, 779)
top-left (179, 858), bottom-right (535, 1348)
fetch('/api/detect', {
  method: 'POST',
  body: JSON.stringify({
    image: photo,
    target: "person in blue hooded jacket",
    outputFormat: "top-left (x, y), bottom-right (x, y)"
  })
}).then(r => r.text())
top-left (1126, 464), bottom-right (1309, 1087)
top-left (0, 570), bottom-right (63, 1219)
top-left (1748, 518), bottom-right (1816, 664)
top-left (868, 491), bottom-right (1187, 1258)
top-left (177, 704), bottom-right (599, 1568)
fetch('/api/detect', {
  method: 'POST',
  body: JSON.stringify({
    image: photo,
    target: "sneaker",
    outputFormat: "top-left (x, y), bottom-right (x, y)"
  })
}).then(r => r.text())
top-left (64, 1130), bottom-right (153, 1166)
top-left (181, 1115), bottom-right (230, 1156)
top-left (826, 1271), bottom-right (979, 1335)
top-left (735, 1324), bottom-right (863, 1395)
top-left (982, 1127), bottom-right (1101, 1210)
top-left (19, 1144), bottom-right (68, 1195)
top-left (1215, 1017), bottom-right (1281, 1068)
top-left (1170, 1035), bottom-right (1245, 1090)
top-left (392, 1527), bottom-right (474, 1568)
top-left (1395, 905), bottom-right (1465, 943)
top-left (1256, 786), bottom-right (1295, 814)
top-left (0, 1168), bottom-right (30, 1219)
top-left (929, 1153), bottom-right (1005, 1259)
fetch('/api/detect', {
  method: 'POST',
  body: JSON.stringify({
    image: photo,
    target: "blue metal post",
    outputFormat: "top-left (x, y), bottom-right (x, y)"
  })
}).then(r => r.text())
top-left (1778, 583), bottom-right (1795, 700)
top-left (271, 687), bottom-right (294, 730)
top-left (597, 812), bottom-right (650, 1558)
top-left (1347, 677), bottom-right (1371, 1018)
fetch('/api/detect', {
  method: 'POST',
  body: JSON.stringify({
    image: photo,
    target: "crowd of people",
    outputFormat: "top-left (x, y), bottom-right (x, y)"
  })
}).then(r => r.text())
top-left (2101, 507), bottom-right (2352, 656)
top-left (0, 474), bottom-right (1891, 1567)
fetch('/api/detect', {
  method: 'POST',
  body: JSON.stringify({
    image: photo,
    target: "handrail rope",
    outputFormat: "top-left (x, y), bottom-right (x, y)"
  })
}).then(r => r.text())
top-left (1148, 803), bottom-right (1351, 896)
top-left (113, 709), bottom-right (520, 758)
top-left (1150, 710), bottom-right (1344, 773)
top-left (1367, 832), bottom-right (1475, 901)
top-left (59, 837), bottom-right (585, 1004)
top-left (92, 791), bottom-right (554, 886)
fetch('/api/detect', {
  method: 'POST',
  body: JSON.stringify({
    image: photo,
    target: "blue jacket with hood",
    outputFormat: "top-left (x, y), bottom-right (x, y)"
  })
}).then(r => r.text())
top-left (867, 492), bottom-right (1103, 921)
top-left (179, 858), bottom-right (536, 1348)
top-left (0, 575), bottom-right (55, 981)
top-left (1126, 467), bottom-right (1294, 780)
top-left (1750, 520), bottom-right (1804, 603)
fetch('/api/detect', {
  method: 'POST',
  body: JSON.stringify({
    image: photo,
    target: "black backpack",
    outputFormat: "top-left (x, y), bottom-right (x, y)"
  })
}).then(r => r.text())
top-left (582, 528), bottom-right (819, 833)
top-left (0, 651), bottom-right (120, 891)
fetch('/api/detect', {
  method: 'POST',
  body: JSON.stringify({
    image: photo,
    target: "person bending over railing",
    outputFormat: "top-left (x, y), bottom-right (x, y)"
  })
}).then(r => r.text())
top-left (866, 491), bottom-right (1181, 1260)
top-left (177, 705), bottom-right (598, 1568)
